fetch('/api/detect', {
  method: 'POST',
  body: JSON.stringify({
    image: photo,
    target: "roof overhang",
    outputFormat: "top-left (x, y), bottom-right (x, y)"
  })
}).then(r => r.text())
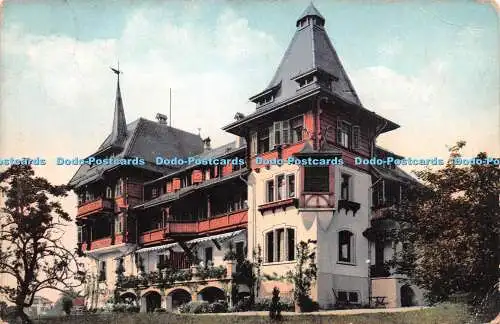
top-left (222, 88), bottom-right (321, 135)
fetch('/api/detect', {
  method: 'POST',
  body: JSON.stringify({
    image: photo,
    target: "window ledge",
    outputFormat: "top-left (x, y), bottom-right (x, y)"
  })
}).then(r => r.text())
top-left (337, 261), bottom-right (357, 266)
top-left (262, 260), bottom-right (295, 266)
top-left (258, 198), bottom-right (298, 213)
top-left (338, 200), bottom-right (361, 215)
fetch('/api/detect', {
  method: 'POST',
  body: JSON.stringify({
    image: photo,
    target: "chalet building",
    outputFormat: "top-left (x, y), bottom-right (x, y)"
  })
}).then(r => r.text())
top-left (69, 3), bottom-right (424, 312)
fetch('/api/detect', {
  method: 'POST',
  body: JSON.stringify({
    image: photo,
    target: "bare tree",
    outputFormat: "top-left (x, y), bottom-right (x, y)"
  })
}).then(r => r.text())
top-left (0, 165), bottom-right (83, 323)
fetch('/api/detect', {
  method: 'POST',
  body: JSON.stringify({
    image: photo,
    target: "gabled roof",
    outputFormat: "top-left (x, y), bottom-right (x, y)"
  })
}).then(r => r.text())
top-left (68, 118), bottom-right (203, 188)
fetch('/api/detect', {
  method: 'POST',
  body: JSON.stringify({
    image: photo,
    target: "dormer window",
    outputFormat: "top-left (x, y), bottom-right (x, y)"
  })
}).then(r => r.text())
top-left (298, 75), bottom-right (314, 88)
top-left (258, 95), bottom-right (274, 107)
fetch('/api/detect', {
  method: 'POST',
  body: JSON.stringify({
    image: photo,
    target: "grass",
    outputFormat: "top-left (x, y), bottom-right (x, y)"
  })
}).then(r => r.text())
top-left (31, 303), bottom-right (475, 324)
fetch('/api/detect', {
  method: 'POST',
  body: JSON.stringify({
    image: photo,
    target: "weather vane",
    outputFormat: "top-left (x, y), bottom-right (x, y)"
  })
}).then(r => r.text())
top-left (110, 61), bottom-right (123, 75)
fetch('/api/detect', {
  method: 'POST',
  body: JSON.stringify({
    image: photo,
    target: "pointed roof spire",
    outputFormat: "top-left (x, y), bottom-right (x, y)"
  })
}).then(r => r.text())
top-left (109, 63), bottom-right (127, 146)
top-left (296, 2), bottom-right (325, 27)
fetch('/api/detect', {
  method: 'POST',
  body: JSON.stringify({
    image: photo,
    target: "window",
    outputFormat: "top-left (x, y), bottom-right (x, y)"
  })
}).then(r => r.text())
top-left (287, 228), bottom-right (295, 261)
top-left (85, 191), bottom-right (94, 202)
top-left (273, 121), bottom-right (282, 147)
top-left (340, 174), bottom-right (351, 200)
top-left (266, 180), bottom-right (274, 203)
top-left (78, 193), bottom-right (84, 205)
top-left (352, 126), bottom-right (360, 150)
top-left (250, 131), bottom-right (258, 156)
top-left (115, 179), bottom-right (123, 197)
top-left (77, 226), bottom-right (83, 243)
top-left (276, 228), bottom-right (284, 262)
top-left (266, 231), bottom-right (274, 263)
top-left (276, 175), bottom-right (285, 200)
top-left (290, 116), bottom-right (303, 143)
top-left (337, 120), bottom-right (351, 148)
top-left (298, 75), bottom-right (314, 88)
top-left (287, 174), bottom-right (295, 198)
top-left (115, 215), bottom-right (123, 234)
top-left (235, 241), bottom-right (245, 261)
top-left (337, 291), bottom-right (359, 304)
top-left (304, 167), bottom-right (329, 192)
top-left (98, 261), bottom-right (106, 281)
top-left (105, 187), bottom-right (113, 199)
top-left (259, 95), bottom-right (274, 106)
top-left (265, 227), bottom-right (296, 263)
top-left (338, 230), bottom-right (354, 263)
top-left (258, 128), bottom-right (270, 153)
top-left (152, 188), bottom-right (158, 199)
top-left (204, 247), bottom-right (213, 266)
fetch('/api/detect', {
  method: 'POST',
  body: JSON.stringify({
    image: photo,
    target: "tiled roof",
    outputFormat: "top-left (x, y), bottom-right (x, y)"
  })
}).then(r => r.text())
top-left (68, 118), bottom-right (203, 188)
top-left (143, 140), bottom-right (246, 186)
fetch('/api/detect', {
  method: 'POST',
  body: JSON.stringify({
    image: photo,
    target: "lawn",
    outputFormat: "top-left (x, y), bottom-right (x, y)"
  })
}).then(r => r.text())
top-left (29, 303), bottom-right (478, 324)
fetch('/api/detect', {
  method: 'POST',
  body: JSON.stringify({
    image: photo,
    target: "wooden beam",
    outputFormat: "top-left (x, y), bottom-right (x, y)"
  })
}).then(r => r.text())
top-left (212, 239), bottom-right (222, 250)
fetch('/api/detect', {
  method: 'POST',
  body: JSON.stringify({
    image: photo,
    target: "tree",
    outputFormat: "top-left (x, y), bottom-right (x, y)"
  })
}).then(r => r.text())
top-left (61, 296), bottom-right (73, 315)
top-left (390, 142), bottom-right (499, 315)
top-left (0, 165), bottom-right (83, 323)
top-left (287, 240), bottom-right (318, 312)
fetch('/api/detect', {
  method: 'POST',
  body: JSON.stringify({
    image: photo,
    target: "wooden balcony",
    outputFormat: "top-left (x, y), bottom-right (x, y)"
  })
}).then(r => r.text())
top-left (166, 209), bottom-right (248, 235)
top-left (299, 192), bottom-right (335, 209)
top-left (139, 228), bottom-right (165, 245)
top-left (82, 237), bottom-right (112, 251)
top-left (77, 198), bottom-right (113, 218)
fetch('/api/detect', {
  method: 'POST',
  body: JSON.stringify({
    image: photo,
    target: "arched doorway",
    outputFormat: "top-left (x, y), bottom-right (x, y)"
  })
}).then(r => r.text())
top-left (199, 287), bottom-right (226, 303)
top-left (400, 284), bottom-right (415, 307)
top-left (144, 291), bottom-right (162, 312)
top-left (120, 292), bottom-right (137, 305)
top-left (168, 289), bottom-right (192, 310)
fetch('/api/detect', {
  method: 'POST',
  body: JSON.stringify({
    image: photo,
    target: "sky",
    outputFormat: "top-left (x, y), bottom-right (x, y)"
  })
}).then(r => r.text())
top-left (0, 0), bottom-right (499, 302)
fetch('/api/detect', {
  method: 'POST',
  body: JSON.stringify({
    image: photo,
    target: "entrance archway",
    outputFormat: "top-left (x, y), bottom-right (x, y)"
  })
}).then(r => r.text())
top-left (144, 291), bottom-right (162, 312)
top-left (168, 289), bottom-right (192, 310)
top-left (400, 284), bottom-right (415, 307)
top-left (120, 292), bottom-right (137, 305)
top-left (199, 286), bottom-right (226, 303)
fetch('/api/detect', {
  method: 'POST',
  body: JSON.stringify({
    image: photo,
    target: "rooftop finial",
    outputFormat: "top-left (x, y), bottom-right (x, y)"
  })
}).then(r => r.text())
top-left (296, 2), bottom-right (325, 27)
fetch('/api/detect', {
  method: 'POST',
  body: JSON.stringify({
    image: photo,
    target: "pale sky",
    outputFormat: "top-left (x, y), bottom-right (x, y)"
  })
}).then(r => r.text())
top-left (1, 0), bottom-right (499, 302)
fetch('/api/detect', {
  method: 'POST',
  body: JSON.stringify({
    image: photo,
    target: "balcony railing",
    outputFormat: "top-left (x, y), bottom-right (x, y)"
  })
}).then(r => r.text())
top-left (299, 192), bottom-right (335, 209)
top-left (166, 209), bottom-right (248, 235)
top-left (139, 228), bottom-right (165, 245)
top-left (77, 198), bottom-right (113, 217)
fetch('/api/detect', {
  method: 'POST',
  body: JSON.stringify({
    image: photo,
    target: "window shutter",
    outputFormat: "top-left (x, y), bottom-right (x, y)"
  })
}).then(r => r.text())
top-left (336, 119), bottom-right (342, 144)
top-left (282, 120), bottom-right (290, 144)
top-left (352, 126), bottom-right (360, 150)
top-left (250, 131), bottom-right (257, 155)
top-left (273, 122), bottom-right (281, 147)
top-left (269, 126), bottom-right (275, 149)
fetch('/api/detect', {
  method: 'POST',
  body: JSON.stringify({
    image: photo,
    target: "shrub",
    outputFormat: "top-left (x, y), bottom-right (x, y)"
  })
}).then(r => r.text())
top-left (154, 308), bottom-right (167, 312)
top-left (179, 301), bottom-right (210, 314)
top-left (196, 265), bottom-right (227, 280)
top-left (207, 300), bottom-right (228, 313)
top-left (252, 296), bottom-right (294, 312)
top-left (298, 295), bottom-right (319, 313)
top-left (269, 287), bottom-right (282, 320)
top-left (231, 296), bottom-right (253, 312)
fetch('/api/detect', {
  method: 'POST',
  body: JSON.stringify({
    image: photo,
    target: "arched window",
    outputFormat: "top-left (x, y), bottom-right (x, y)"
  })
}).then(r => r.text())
top-left (338, 230), bottom-right (355, 264)
top-left (105, 187), bottom-right (113, 199)
top-left (264, 227), bottom-right (295, 263)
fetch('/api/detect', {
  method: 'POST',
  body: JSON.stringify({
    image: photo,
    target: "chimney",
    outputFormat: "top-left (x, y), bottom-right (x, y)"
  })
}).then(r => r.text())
top-left (234, 112), bottom-right (246, 148)
top-left (203, 137), bottom-right (211, 151)
top-left (156, 113), bottom-right (168, 125)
